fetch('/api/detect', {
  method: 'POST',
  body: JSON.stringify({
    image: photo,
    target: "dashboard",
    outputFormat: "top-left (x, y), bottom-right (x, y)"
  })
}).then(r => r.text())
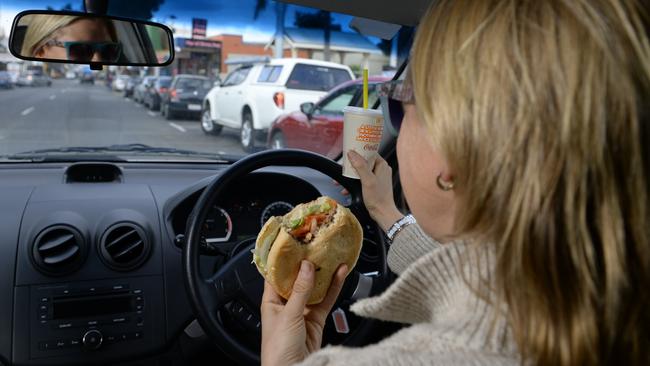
top-left (0, 162), bottom-right (373, 366)
top-left (169, 172), bottom-right (322, 250)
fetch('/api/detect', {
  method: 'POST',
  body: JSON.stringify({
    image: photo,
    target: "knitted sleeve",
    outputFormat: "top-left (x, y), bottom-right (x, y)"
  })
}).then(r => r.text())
top-left (386, 222), bottom-right (440, 275)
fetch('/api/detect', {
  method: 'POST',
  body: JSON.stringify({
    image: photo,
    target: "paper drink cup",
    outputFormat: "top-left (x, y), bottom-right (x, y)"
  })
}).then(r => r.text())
top-left (342, 106), bottom-right (384, 179)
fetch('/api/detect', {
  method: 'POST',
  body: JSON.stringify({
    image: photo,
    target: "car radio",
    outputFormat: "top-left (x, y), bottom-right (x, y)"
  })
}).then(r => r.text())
top-left (33, 284), bottom-right (145, 352)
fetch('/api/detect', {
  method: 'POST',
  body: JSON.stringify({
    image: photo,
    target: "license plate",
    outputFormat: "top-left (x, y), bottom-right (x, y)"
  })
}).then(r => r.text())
top-left (188, 104), bottom-right (201, 111)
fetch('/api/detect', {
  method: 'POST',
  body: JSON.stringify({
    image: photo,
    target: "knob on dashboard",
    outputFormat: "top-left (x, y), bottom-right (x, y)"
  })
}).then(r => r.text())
top-left (82, 329), bottom-right (103, 350)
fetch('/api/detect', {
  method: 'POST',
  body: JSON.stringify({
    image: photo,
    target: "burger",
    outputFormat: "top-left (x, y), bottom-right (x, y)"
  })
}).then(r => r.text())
top-left (253, 196), bottom-right (363, 304)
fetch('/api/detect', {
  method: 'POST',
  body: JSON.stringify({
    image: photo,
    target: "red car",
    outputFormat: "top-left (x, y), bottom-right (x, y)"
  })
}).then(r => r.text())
top-left (267, 77), bottom-right (389, 159)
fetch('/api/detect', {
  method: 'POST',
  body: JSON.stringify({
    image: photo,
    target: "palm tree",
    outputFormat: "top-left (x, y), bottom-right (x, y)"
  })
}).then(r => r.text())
top-left (255, 0), bottom-right (286, 58)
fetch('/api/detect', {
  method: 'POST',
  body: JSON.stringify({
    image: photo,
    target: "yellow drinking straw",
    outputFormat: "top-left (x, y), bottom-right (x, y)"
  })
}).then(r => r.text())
top-left (363, 68), bottom-right (369, 110)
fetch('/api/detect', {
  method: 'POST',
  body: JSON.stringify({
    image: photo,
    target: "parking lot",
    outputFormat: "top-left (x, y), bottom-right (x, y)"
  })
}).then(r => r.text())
top-left (0, 79), bottom-right (246, 157)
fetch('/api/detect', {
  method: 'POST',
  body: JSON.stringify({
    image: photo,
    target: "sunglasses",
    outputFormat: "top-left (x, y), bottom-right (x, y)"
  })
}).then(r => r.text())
top-left (43, 39), bottom-right (122, 63)
top-left (378, 78), bottom-right (414, 136)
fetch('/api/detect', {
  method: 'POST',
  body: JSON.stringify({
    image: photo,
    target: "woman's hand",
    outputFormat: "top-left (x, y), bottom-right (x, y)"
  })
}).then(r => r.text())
top-left (261, 260), bottom-right (348, 366)
top-left (347, 151), bottom-right (403, 231)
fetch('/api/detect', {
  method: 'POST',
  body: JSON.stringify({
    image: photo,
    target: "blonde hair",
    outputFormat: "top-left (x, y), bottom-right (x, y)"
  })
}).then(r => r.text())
top-left (20, 14), bottom-right (80, 56)
top-left (411, 0), bottom-right (650, 364)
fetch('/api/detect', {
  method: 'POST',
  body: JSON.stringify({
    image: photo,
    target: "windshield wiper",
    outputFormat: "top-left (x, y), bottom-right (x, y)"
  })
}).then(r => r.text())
top-left (4, 144), bottom-right (238, 163)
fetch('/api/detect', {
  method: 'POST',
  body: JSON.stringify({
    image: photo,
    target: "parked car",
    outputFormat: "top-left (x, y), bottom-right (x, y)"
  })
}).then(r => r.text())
top-left (267, 77), bottom-right (387, 159)
top-left (0, 71), bottom-right (14, 89)
top-left (161, 75), bottom-right (212, 120)
top-left (144, 76), bottom-right (171, 111)
top-left (123, 76), bottom-right (142, 98)
top-left (79, 71), bottom-right (94, 84)
top-left (133, 76), bottom-right (156, 104)
top-left (202, 58), bottom-right (354, 151)
top-left (65, 71), bottom-right (76, 79)
top-left (16, 70), bottom-right (52, 87)
top-left (111, 75), bottom-right (130, 91)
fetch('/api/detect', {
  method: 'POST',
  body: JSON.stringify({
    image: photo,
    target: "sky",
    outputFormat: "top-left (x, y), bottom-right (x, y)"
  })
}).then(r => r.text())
top-left (0, 0), bottom-right (358, 43)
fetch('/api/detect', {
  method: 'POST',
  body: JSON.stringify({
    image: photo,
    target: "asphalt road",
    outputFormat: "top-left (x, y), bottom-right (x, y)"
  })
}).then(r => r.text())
top-left (0, 79), bottom-right (246, 157)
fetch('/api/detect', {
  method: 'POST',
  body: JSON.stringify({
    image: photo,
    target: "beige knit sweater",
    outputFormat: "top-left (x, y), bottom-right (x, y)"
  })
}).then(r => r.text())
top-left (296, 223), bottom-right (521, 365)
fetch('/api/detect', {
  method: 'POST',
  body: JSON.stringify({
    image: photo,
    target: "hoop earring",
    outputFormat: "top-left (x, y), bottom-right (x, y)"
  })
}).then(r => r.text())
top-left (436, 173), bottom-right (455, 191)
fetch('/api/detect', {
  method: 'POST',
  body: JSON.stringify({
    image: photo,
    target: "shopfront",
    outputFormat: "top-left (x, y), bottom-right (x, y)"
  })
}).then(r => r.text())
top-left (172, 38), bottom-right (222, 78)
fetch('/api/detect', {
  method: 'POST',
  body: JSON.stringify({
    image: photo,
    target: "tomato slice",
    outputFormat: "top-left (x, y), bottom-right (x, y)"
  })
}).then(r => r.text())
top-left (290, 213), bottom-right (328, 238)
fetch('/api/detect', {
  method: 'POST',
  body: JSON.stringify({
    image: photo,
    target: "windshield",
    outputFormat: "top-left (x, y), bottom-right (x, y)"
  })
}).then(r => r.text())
top-left (0, 1), bottom-right (411, 162)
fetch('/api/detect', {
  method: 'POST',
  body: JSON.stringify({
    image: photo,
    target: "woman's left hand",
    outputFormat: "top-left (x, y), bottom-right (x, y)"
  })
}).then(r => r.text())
top-left (261, 260), bottom-right (348, 366)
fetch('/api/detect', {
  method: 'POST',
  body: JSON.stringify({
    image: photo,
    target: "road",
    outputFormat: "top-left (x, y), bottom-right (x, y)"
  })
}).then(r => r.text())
top-left (0, 79), bottom-right (246, 157)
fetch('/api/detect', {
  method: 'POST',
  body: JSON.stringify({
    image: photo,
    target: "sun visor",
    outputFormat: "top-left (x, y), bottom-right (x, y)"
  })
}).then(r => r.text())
top-left (349, 17), bottom-right (402, 40)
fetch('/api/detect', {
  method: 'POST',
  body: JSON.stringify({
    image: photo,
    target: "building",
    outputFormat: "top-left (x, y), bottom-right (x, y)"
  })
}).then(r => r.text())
top-left (209, 34), bottom-right (308, 75)
top-left (170, 37), bottom-right (222, 78)
top-left (267, 28), bottom-right (388, 76)
top-left (210, 29), bottom-right (388, 77)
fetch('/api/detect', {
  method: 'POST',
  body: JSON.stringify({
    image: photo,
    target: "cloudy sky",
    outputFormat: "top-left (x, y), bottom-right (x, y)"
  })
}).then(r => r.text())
top-left (0, 0), bottom-right (356, 43)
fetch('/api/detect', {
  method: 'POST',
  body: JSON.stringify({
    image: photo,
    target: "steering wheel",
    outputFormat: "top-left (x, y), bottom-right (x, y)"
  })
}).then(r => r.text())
top-left (183, 149), bottom-right (390, 365)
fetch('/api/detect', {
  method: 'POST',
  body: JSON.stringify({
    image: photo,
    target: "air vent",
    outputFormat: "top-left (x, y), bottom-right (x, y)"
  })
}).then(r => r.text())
top-left (99, 223), bottom-right (150, 271)
top-left (32, 226), bottom-right (86, 276)
top-left (65, 163), bottom-right (123, 183)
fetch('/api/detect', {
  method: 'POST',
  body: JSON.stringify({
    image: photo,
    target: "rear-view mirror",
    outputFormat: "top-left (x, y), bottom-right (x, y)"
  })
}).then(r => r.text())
top-left (9, 10), bottom-right (174, 68)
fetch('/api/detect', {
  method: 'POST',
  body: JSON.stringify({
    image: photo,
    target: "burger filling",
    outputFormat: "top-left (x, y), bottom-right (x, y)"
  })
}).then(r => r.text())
top-left (252, 223), bottom-right (280, 274)
top-left (285, 198), bottom-right (338, 243)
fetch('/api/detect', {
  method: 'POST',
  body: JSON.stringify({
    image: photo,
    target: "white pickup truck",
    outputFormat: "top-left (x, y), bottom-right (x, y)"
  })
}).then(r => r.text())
top-left (202, 58), bottom-right (355, 151)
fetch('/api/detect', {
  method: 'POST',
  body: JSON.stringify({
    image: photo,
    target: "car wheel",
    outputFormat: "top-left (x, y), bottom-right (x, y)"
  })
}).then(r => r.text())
top-left (270, 131), bottom-right (286, 150)
top-left (201, 109), bottom-right (222, 136)
top-left (240, 112), bottom-right (255, 152)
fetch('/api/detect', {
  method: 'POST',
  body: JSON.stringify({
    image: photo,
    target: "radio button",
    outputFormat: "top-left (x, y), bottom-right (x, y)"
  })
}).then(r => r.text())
top-left (40, 297), bottom-right (49, 303)
top-left (39, 304), bottom-right (47, 312)
top-left (127, 332), bottom-right (143, 340)
top-left (132, 289), bottom-right (142, 294)
top-left (86, 320), bottom-right (100, 326)
top-left (104, 334), bottom-right (117, 344)
top-left (39, 341), bottom-right (54, 350)
top-left (111, 317), bottom-right (129, 324)
top-left (112, 284), bottom-right (129, 291)
top-left (82, 330), bottom-right (103, 350)
top-left (55, 322), bottom-right (73, 330)
top-left (69, 338), bottom-right (81, 347)
top-left (54, 340), bottom-right (67, 348)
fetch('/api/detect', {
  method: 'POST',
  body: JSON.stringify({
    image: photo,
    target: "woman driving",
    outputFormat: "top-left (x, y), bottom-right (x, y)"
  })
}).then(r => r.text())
top-left (261, 0), bottom-right (650, 365)
top-left (20, 14), bottom-right (121, 63)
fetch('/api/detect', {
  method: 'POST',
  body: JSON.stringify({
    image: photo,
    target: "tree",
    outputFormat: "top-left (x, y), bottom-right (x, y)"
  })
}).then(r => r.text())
top-left (293, 10), bottom-right (340, 31)
top-left (254, 0), bottom-right (286, 59)
top-left (293, 10), bottom-right (338, 61)
top-left (107, 0), bottom-right (165, 20)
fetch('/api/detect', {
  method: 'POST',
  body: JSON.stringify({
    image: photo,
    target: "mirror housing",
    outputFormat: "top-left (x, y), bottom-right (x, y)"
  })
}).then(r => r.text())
top-left (9, 10), bottom-right (174, 68)
top-left (300, 102), bottom-right (315, 116)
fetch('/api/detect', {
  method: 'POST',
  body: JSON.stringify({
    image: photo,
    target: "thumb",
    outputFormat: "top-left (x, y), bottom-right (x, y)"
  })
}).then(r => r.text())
top-left (285, 260), bottom-right (315, 315)
top-left (347, 151), bottom-right (373, 181)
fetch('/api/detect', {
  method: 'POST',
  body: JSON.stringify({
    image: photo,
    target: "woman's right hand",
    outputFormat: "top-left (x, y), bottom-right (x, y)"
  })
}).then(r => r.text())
top-left (347, 150), bottom-right (403, 231)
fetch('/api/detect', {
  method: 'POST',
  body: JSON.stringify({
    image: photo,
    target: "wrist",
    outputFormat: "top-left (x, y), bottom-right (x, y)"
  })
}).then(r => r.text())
top-left (375, 207), bottom-right (403, 232)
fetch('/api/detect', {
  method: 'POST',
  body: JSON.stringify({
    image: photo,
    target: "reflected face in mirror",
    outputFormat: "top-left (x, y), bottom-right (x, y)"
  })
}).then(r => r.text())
top-left (12, 11), bottom-right (173, 66)
top-left (31, 17), bottom-right (119, 62)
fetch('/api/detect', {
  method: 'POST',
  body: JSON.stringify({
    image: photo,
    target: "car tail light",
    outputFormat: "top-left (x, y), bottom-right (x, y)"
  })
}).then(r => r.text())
top-left (170, 89), bottom-right (179, 102)
top-left (273, 92), bottom-right (285, 109)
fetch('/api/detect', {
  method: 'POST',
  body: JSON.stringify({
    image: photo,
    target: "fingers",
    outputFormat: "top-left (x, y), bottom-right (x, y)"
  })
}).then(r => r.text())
top-left (285, 260), bottom-right (316, 316)
top-left (347, 151), bottom-right (374, 181)
top-left (313, 264), bottom-right (349, 319)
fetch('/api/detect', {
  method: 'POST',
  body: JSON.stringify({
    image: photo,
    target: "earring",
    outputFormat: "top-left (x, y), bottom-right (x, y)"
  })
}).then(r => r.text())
top-left (436, 173), bottom-right (455, 191)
